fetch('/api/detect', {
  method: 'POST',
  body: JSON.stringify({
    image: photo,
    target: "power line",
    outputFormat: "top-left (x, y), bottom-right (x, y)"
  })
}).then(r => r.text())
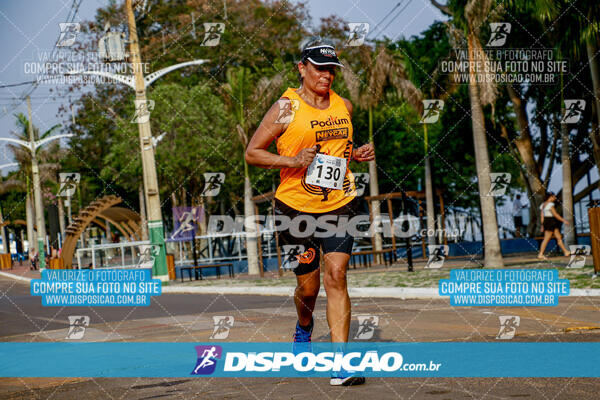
top-left (367, 1), bottom-right (403, 39)
top-left (0, 80), bottom-right (38, 89)
top-left (377, 0), bottom-right (413, 39)
top-left (0, 0), bottom-right (83, 118)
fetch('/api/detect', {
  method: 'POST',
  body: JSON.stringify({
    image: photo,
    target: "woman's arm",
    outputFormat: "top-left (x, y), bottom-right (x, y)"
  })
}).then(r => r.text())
top-left (352, 143), bottom-right (375, 162)
top-left (342, 97), bottom-right (375, 162)
top-left (550, 206), bottom-right (569, 224)
top-left (245, 100), bottom-right (316, 169)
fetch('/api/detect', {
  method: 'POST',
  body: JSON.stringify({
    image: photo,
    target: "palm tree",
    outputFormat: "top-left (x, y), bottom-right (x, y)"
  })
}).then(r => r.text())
top-left (0, 179), bottom-right (24, 253)
top-left (518, 0), bottom-right (599, 245)
top-left (341, 45), bottom-right (405, 258)
top-left (386, 44), bottom-right (457, 247)
top-left (579, 3), bottom-right (600, 178)
top-left (221, 67), bottom-right (284, 276)
top-left (556, 1), bottom-right (600, 246)
top-left (431, 0), bottom-right (504, 267)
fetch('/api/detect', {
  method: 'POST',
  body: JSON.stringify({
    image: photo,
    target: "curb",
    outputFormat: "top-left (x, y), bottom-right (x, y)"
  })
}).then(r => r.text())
top-left (162, 285), bottom-right (600, 298)
top-left (162, 285), bottom-right (295, 296)
top-left (0, 271), bottom-right (32, 283)
top-left (3, 271), bottom-right (600, 298)
top-left (161, 286), bottom-right (440, 299)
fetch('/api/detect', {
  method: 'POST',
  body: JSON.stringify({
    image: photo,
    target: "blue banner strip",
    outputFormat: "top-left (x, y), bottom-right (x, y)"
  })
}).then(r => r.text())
top-left (1, 342), bottom-right (598, 377)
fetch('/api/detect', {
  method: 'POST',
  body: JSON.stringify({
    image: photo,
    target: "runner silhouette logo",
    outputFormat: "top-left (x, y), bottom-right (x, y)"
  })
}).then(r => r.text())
top-left (566, 245), bottom-right (590, 269)
top-left (191, 345), bottom-right (222, 375)
top-left (201, 173), bottom-right (225, 197)
top-left (353, 173), bottom-right (370, 197)
top-left (275, 99), bottom-right (300, 124)
top-left (281, 245), bottom-right (305, 271)
top-left (496, 316), bottom-right (520, 339)
top-left (136, 244), bottom-right (160, 268)
top-left (486, 22), bottom-right (511, 47)
top-left (345, 23), bottom-right (369, 46)
top-left (426, 245), bottom-right (449, 269)
top-left (420, 100), bottom-right (444, 123)
top-left (171, 207), bottom-right (202, 240)
top-left (487, 173), bottom-right (511, 196)
top-left (58, 172), bottom-right (80, 197)
top-left (131, 99), bottom-right (155, 124)
top-left (354, 315), bottom-right (379, 340)
top-left (66, 315), bottom-right (89, 339)
top-left (57, 23), bottom-right (81, 47)
top-left (210, 316), bottom-right (234, 339)
top-left (201, 23), bottom-right (225, 46)
top-left (561, 100), bottom-right (586, 124)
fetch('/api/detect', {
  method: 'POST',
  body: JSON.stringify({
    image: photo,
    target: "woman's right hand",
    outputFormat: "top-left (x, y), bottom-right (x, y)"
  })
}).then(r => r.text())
top-left (291, 146), bottom-right (317, 168)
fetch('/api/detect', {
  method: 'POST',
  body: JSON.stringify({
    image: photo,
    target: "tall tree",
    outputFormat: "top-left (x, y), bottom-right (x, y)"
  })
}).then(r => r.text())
top-left (580, 3), bottom-right (600, 181)
top-left (432, 0), bottom-right (504, 267)
top-left (390, 29), bottom-right (458, 246)
top-left (221, 67), bottom-right (285, 275)
top-left (0, 179), bottom-right (23, 254)
top-left (511, 0), bottom-right (600, 244)
top-left (341, 46), bottom-right (404, 257)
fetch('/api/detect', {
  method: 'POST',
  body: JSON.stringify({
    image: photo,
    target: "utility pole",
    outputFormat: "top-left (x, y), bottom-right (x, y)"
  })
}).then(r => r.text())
top-left (423, 124), bottom-right (436, 247)
top-left (68, 2), bottom-right (207, 280)
top-left (125, 0), bottom-right (168, 280)
top-left (27, 96), bottom-right (47, 270)
top-left (68, 105), bottom-right (76, 223)
top-left (191, 12), bottom-right (196, 39)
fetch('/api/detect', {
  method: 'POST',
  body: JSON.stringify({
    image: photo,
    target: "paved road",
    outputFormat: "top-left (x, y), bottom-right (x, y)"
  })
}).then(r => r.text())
top-left (1, 276), bottom-right (600, 399)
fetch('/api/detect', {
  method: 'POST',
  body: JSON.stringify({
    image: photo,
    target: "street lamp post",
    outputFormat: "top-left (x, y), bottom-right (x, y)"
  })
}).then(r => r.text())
top-left (67, 2), bottom-right (208, 281)
top-left (0, 99), bottom-right (73, 270)
top-left (125, 0), bottom-right (167, 281)
top-left (27, 96), bottom-right (47, 270)
top-left (0, 163), bottom-right (18, 255)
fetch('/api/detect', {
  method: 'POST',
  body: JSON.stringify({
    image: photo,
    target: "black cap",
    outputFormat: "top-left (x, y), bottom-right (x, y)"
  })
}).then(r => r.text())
top-left (301, 45), bottom-right (344, 67)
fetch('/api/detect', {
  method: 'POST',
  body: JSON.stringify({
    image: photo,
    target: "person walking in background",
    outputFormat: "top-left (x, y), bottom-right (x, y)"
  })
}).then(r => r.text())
top-left (537, 192), bottom-right (571, 260)
top-left (512, 194), bottom-right (526, 238)
top-left (29, 249), bottom-right (38, 271)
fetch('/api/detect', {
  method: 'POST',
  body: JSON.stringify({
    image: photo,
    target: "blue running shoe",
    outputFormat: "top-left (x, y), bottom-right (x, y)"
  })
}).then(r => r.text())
top-left (330, 368), bottom-right (366, 386)
top-left (292, 318), bottom-right (313, 354)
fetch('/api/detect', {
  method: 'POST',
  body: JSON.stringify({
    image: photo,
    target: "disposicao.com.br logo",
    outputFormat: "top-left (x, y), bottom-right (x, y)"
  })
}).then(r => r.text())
top-left (189, 344), bottom-right (442, 377)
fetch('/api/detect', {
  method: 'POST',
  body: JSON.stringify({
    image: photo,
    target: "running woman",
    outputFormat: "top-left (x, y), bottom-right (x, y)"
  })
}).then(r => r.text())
top-left (246, 39), bottom-right (374, 386)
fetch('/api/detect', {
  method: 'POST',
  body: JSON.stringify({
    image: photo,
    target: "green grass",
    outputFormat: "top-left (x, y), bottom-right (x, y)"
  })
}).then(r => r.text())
top-left (172, 264), bottom-right (599, 289)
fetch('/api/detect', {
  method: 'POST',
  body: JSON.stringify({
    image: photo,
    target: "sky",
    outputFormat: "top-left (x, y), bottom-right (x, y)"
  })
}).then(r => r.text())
top-left (0, 0), bottom-right (444, 164)
top-left (0, 0), bottom-right (596, 223)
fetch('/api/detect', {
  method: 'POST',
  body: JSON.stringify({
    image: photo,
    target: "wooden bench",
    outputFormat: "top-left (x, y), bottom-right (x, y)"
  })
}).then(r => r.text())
top-left (180, 263), bottom-right (234, 282)
top-left (350, 249), bottom-right (397, 268)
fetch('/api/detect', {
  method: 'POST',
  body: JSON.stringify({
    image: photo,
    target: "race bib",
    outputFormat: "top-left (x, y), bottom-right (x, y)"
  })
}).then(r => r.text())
top-left (305, 153), bottom-right (347, 190)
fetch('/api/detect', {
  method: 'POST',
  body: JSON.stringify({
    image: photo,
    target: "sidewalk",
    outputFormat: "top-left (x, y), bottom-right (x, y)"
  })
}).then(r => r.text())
top-left (2, 253), bottom-right (599, 297)
top-left (0, 260), bottom-right (41, 282)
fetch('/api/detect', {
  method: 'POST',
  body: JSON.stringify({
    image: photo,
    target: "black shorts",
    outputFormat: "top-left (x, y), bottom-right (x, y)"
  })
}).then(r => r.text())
top-left (513, 216), bottom-right (523, 228)
top-left (543, 217), bottom-right (561, 231)
top-left (274, 198), bottom-right (358, 276)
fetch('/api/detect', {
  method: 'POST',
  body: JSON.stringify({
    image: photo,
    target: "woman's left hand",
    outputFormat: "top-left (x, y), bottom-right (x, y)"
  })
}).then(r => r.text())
top-left (353, 143), bottom-right (375, 162)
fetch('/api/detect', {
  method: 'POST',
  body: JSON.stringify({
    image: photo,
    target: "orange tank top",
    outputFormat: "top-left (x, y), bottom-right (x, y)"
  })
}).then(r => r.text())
top-left (275, 88), bottom-right (357, 213)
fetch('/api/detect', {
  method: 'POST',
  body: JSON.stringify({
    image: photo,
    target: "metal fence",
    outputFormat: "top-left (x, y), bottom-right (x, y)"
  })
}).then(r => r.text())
top-left (75, 240), bottom-right (153, 269)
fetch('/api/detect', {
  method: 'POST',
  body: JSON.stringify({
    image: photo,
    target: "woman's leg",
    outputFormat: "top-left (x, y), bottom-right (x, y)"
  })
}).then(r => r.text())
top-left (294, 268), bottom-right (320, 327)
top-left (323, 252), bottom-right (351, 343)
top-left (538, 230), bottom-right (553, 257)
top-left (553, 229), bottom-right (571, 256)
